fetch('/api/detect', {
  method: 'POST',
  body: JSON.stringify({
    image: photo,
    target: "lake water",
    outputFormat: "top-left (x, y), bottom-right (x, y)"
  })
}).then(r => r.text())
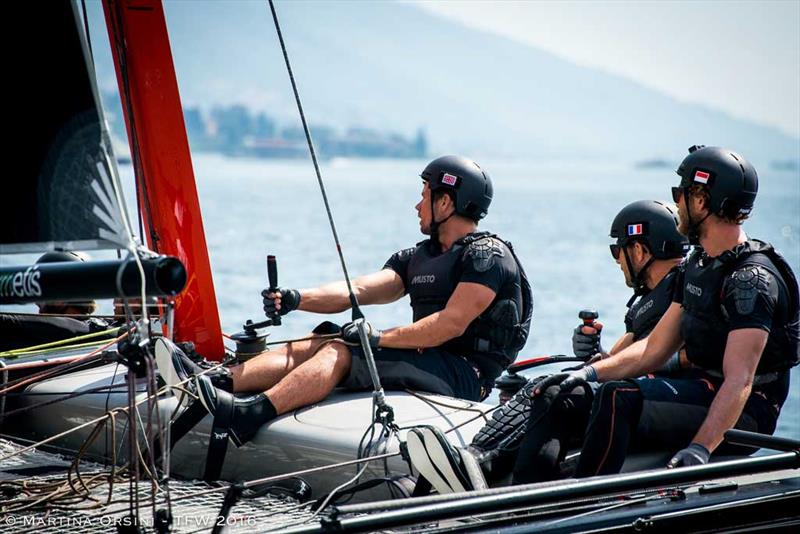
top-left (186, 154), bottom-right (799, 441)
top-left (4, 154), bottom-right (799, 440)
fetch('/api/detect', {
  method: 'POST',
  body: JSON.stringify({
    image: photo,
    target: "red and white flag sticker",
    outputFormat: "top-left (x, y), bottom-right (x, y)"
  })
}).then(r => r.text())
top-left (694, 170), bottom-right (710, 184)
top-left (442, 173), bottom-right (458, 186)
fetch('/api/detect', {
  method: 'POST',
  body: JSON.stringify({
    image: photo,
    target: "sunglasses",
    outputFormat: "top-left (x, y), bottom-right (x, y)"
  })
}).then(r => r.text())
top-left (609, 243), bottom-right (621, 260)
top-left (671, 186), bottom-right (684, 203)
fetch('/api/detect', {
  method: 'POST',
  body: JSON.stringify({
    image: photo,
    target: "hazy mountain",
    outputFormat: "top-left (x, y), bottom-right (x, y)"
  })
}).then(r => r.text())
top-left (88, 1), bottom-right (798, 164)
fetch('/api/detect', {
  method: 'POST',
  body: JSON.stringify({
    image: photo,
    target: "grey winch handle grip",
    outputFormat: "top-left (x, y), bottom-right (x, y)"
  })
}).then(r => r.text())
top-left (268, 255), bottom-right (281, 326)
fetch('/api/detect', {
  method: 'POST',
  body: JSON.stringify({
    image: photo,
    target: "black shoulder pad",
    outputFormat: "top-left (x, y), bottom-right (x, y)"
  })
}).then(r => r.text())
top-left (726, 265), bottom-right (778, 316)
top-left (465, 236), bottom-right (505, 272)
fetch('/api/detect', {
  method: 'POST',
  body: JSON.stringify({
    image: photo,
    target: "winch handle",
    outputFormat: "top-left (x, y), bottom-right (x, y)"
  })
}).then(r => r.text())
top-left (579, 309), bottom-right (599, 329)
top-left (268, 255), bottom-right (281, 326)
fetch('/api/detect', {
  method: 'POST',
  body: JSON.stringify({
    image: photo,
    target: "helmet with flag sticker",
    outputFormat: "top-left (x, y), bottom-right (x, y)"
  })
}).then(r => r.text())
top-left (610, 200), bottom-right (689, 260)
top-left (420, 155), bottom-right (493, 221)
top-left (676, 145), bottom-right (758, 220)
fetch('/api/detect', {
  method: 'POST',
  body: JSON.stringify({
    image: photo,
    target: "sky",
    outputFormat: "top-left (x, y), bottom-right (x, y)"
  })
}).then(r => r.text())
top-left (412, 0), bottom-right (800, 138)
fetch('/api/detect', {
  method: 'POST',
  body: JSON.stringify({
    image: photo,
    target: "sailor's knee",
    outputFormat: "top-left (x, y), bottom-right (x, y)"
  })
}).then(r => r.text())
top-left (313, 341), bottom-right (352, 375)
top-left (595, 380), bottom-right (641, 412)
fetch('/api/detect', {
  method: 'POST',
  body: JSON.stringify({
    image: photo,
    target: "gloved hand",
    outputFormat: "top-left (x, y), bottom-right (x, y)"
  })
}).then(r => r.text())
top-left (341, 320), bottom-right (381, 349)
top-left (533, 365), bottom-right (597, 398)
top-left (572, 323), bottom-right (603, 360)
top-left (667, 443), bottom-right (710, 468)
top-left (262, 287), bottom-right (301, 318)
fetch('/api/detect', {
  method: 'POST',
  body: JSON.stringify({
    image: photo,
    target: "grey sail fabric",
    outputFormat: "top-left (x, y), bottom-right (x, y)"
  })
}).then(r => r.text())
top-left (2, 0), bottom-right (130, 254)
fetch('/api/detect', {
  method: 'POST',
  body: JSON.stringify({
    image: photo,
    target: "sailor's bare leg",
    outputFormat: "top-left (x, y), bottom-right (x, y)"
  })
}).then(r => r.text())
top-left (230, 334), bottom-right (333, 393)
top-left (266, 341), bottom-right (352, 414)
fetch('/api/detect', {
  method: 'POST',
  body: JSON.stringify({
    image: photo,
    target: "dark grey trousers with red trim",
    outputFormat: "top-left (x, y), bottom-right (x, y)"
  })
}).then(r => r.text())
top-left (574, 369), bottom-right (788, 477)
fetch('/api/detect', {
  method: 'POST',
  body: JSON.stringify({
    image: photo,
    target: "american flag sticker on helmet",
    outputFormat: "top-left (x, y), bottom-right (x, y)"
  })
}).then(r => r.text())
top-left (442, 173), bottom-right (458, 186)
top-left (627, 223), bottom-right (644, 236)
top-left (694, 170), bottom-right (710, 184)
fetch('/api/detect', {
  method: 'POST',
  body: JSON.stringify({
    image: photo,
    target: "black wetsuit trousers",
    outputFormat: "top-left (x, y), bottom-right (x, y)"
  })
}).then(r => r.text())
top-left (510, 386), bottom-right (594, 484)
top-left (574, 371), bottom-right (786, 478)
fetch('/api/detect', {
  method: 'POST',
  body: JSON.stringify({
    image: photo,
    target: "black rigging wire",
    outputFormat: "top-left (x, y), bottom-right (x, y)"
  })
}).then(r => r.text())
top-left (266, 0), bottom-right (363, 319)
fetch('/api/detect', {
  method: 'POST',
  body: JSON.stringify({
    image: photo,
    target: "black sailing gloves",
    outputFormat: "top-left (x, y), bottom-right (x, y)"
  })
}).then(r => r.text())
top-left (262, 288), bottom-right (301, 318)
top-left (572, 324), bottom-right (604, 360)
top-left (533, 366), bottom-right (598, 398)
top-left (341, 320), bottom-right (381, 349)
top-left (668, 443), bottom-right (711, 468)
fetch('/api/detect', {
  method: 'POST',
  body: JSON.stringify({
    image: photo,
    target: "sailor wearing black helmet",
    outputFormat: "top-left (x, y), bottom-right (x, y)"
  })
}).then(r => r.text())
top-left (176, 155), bottom-right (532, 447)
top-left (404, 200), bottom-right (691, 493)
top-left (542, 146), bottom-right (799, 477)
top-left (574, 201), bottom-right (691, 368)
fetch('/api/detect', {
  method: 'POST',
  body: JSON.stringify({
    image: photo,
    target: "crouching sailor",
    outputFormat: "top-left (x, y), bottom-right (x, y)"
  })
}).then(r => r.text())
top-left (166, 155), bottom-right (532, 453)
top-left (404, 199), bottom-right (690, 493)
top-left (545, 146), bottom-right (798, 476)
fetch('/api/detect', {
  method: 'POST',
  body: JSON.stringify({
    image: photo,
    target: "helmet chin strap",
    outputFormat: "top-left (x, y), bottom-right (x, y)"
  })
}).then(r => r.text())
top-left (429, 193), bottom-right (455, 249)
top-left (622, 246), bottom-right (655, 299)
top-left (683, 188), bottom-right (712, 246)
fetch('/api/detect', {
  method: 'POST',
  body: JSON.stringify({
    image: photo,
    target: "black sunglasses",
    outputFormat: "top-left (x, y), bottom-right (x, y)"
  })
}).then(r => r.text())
top-left (671, 186), bottom-right (684, 203)
top-left (609, 243), bottom-right (621, 260)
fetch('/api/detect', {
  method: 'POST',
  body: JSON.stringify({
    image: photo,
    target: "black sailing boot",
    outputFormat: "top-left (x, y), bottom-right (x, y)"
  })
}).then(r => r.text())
top-left (194, 374), bottom-right (277, 447)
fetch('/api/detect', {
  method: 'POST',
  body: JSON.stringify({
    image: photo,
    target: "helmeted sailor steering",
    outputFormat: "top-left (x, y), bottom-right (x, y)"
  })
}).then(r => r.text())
top-left (405, 199), bottom-right (691, 493)
top-left (165, 155), bottom-right (532, 462)
top-left (549, 146), bottom-right (798, 477)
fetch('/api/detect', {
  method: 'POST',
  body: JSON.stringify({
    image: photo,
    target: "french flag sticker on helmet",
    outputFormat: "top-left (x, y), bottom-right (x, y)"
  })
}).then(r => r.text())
top-left (694, 170), bottom-right (710, 184)
top-left (627, 223), bottom-right (644, 236)
top-left (442, 173), bottom-right (459, 186)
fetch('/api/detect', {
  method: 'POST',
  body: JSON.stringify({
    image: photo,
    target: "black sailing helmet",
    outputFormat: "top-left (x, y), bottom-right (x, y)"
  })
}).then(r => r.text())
top-left (36, 250), bottom-right (87, 264)
top-left (675, 146), bottom-right (758, 242)
top-left (420, 155), bottom-right (493, 222)
top-left (610, 200), bottom-right (690, 296)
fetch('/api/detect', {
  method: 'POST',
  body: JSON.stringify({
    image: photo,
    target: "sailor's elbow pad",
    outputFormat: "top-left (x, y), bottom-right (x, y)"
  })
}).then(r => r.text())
top-left (725, 265), bottom-right (779, 317)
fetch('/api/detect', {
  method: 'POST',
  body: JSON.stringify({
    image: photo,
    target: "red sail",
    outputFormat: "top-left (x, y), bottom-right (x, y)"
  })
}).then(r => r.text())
top-left (103, 0), bottom-right (225, 360)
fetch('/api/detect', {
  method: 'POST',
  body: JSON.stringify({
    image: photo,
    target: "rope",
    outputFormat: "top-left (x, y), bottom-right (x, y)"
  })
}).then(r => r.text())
top-left (0, 363), bottom-right (222, 465)
top-left (0, 328), bottom-right (120, 358)
top-left (0, 331), bottom-right (127, 396)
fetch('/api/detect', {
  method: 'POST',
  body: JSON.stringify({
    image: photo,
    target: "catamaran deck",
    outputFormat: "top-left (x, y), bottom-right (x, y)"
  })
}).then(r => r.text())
top-left (0, 438), bottom-right (319, 533)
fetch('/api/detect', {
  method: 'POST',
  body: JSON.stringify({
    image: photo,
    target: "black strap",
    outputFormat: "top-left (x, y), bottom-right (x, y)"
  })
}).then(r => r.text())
top-left (203, 390), bottom-right (236, 481)
top-left (411, 475), bottom-right (432, 497)
top-left (166, 395), bottom-right (235, 481)
top-left (169, 400), bottom-right (207, 449)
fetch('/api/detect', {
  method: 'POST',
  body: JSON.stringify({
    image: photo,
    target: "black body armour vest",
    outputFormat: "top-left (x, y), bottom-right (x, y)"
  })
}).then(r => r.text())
top-left (405, 232), bottom-right (533, 379)
top-left (625, 267), bottom-right (679, 341)
top-left (679, 240), bottom-right (800, 375)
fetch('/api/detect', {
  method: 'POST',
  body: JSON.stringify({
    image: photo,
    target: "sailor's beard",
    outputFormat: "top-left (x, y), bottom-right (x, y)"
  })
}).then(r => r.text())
top-left (677, 202), bottom-right (691, 236)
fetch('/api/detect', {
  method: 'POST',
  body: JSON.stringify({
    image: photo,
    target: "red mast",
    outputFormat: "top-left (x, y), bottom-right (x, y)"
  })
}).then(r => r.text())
top-left (103, 0), bottom-right (225, 360)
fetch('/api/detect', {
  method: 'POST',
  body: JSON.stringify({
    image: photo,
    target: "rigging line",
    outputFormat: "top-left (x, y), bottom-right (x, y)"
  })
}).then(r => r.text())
top-left (0, 353), bottom-right (106, 397)
top-left (266, 0), bottom-right (357, 308)
top-left (0, 330), bottom-right (127, 395)
top-left (267, 0), bottom-right (390, 416)
top-left (0, 363), bottom-right (224, 464)
top-left (0, 384), bottom-right (128, 420)
top-left (1, 328), bottom-right (121, 357)
top-left (167, 451), bottom-right (400, 505)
